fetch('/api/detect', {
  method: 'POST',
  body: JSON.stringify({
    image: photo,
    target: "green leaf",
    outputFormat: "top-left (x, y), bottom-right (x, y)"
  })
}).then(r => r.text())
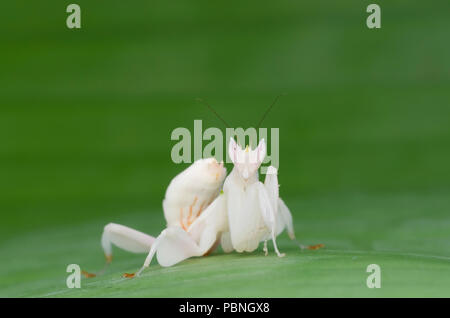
top-left (2, 195), bottom-right (450, 297)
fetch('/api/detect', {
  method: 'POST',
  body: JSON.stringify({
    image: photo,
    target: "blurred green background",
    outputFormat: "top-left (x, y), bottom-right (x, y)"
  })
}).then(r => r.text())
top-left (1, 1), bottom-right (449, 297)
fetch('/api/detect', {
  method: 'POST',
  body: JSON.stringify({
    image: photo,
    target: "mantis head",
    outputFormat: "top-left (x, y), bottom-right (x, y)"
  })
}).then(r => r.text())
top-left (228, 138), bottom-right (266, 181)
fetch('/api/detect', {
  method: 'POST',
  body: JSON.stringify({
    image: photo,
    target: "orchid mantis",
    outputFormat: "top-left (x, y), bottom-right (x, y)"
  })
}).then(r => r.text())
top-left (91, 138), bottom-right (317, 278)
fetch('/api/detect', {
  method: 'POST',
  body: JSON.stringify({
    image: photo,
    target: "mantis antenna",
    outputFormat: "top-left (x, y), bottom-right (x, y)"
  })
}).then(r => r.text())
top-left (256, 93), bottom-right (285, 129)
top-left (196, 97), bottom-right (231, 128)
top-left (197, 94), bottom-right (285, 131)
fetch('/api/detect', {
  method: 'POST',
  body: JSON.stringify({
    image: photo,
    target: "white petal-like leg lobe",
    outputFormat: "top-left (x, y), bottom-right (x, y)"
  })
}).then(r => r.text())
top-left (276, 198), bottom-right (323, 251)
top-left (263, 167), bottom-right (296, 240)
top-left (139, 228), bottom-right (204, 271)
top-left (257, 182), bottom-right (276, 228)
top-left (257, 182), bottom-right (285, 257)
top-left (278, 198), bottom-right (296, 240)
top-left (138, 194), bottom-right (228, 272)
top-left (264, 167), bottom-right (288, 236)
top-left (188, 194), bottom-right (228, 242)
top-left (101, 223), bottom-right (156, 258)
top-left (156, 227), bottom-right (205, 267)
top-left (220, 231), bottom-right (234, 253)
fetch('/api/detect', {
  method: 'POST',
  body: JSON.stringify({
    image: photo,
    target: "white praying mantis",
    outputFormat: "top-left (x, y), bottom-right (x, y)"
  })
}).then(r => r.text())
top-left (84, 138), bottom-right (323, 278)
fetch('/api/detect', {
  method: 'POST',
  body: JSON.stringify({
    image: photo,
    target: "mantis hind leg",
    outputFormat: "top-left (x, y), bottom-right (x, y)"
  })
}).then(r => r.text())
top-left (83, 223), bottom-right (156, 278)
top-left (278, 198), bottom-right (325, 251)
top-left (263, 167), bottom-right (323, 253)
top-left (258, 169), bottom-right (285, 258)
top-left (101, 223), bottom-right (156, 257)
